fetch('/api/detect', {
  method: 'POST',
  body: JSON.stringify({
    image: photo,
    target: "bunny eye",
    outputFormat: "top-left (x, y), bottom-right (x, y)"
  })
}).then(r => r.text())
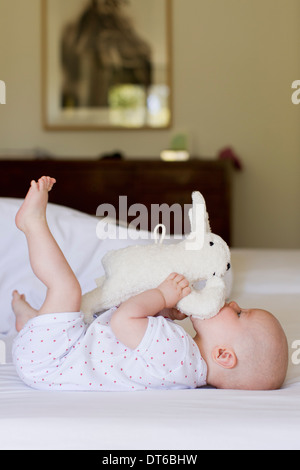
top-left (209, 242), bottom-right (214, 246)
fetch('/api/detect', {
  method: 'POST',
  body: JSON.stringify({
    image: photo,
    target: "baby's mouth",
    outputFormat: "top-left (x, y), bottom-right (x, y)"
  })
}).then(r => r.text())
top-left (219, 303), bottom-right (229, 313)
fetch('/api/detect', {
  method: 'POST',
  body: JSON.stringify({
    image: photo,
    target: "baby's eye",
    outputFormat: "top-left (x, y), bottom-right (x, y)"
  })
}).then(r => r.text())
top-left (237, 311), bottom-right (242, 318)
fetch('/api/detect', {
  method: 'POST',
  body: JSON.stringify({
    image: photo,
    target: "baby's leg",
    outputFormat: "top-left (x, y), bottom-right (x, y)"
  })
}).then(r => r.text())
top-left (15, 177), bottom-right (81, 316)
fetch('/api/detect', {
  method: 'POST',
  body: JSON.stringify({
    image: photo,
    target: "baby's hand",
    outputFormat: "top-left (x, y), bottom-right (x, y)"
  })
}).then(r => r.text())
top-left (158, 273), bottom-right (191, 309)
top-left (159, 307), bottom-right (188, 322)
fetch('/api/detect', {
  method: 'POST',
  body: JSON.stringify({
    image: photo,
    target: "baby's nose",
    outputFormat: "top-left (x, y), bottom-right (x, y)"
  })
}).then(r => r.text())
top-left (229, 301), bottom-right (240, 312)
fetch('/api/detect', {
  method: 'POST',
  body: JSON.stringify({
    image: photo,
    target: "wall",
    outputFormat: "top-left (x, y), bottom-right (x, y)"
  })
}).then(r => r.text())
top-left (0, 0), bottom-right (300, 248)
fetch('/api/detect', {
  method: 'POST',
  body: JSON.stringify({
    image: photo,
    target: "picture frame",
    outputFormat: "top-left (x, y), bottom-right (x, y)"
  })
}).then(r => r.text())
top-left (42, 0), bottom-right (172, 131)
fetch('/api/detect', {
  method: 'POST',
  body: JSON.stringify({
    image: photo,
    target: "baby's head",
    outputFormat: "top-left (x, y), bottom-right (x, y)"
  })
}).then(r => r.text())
top-left (191, 301), bottom-right (288, 391)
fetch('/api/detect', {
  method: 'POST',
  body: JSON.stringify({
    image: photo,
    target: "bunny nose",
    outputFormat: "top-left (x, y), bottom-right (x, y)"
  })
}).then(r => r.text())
top-left (227, 263), bottom-right (231, 271)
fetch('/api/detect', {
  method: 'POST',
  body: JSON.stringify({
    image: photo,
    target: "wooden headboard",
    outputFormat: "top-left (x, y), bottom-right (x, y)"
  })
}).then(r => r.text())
top-left (0, 158), bottom-right (232, 245)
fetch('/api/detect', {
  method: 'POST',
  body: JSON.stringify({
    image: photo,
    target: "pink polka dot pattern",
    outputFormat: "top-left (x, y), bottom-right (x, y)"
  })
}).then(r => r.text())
top-left (12, 309), bottom-right (207, 391)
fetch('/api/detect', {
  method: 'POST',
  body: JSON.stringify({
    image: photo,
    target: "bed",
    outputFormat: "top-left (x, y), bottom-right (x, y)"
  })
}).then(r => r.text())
top-left (1, 196), bottom-right (300, 451)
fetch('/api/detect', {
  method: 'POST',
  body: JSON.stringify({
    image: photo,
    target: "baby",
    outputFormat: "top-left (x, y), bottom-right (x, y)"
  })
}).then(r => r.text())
top-left (12, 177), bottom-right (288, 391)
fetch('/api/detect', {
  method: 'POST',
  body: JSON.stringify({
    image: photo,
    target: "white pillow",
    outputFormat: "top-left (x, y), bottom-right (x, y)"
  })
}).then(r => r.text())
top-left (231, 249), bottom-right (300, 295)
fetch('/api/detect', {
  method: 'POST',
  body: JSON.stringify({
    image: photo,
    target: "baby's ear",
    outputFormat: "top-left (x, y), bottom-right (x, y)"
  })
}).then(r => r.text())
top-left (212, 346), bottom-right (237, 369)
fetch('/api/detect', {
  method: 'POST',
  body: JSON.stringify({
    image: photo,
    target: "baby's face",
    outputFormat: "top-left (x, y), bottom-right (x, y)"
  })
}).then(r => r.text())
top-left (192, 301), bottom-right (288, 390)
top-left (192, 301), bottom-right (273, 339)
top-left (218, 301), bottom-right (269, 329)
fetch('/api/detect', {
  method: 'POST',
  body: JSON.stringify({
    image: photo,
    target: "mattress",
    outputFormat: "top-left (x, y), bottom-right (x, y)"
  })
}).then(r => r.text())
top-left (0, 198), bottom-right (300, 450)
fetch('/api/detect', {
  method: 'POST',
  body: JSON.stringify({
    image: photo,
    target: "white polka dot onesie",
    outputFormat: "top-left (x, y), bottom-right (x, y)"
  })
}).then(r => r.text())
top-left (12, 309), bottom-right (207, 391)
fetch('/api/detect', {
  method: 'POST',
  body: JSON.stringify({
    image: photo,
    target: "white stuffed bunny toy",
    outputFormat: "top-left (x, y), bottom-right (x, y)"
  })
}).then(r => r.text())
top-left (81, 191), bottom-right (231, 324)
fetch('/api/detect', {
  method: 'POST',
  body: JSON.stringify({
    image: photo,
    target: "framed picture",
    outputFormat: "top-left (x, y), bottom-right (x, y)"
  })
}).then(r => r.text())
top-left (42, 0), bottom-right (172, 130)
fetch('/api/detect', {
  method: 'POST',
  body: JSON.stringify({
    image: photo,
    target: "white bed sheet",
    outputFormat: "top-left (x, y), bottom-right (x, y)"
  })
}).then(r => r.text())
top-left (1, 199), bottom-right (300, 450)
top-left (1, 362), bottom-right (300, 451)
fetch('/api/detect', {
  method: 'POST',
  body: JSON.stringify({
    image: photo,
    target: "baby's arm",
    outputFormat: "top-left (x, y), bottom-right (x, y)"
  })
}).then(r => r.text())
top-left (110, 273), bottom-right (191, 349)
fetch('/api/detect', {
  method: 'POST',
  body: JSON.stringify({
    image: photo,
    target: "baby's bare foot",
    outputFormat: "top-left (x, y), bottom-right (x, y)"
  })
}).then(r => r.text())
top-left (12, 290), bottom-right (38, 332)
top-left (15, 176), bottom-right (56, 232)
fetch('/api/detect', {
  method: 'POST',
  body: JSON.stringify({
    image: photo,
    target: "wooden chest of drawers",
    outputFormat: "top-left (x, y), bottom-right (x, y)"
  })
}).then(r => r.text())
top-left (0, 158), bottom-right (231, 244)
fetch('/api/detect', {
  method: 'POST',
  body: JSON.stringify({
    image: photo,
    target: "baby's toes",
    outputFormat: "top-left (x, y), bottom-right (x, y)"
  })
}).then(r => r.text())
top-left (12, 290), bottom-right (20, 299)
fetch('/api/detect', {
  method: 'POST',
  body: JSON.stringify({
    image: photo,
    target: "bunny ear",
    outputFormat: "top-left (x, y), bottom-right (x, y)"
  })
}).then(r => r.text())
top-left (191, 191), bottom-right (211, 234)
top-left (205, 209), bottom-right (211, 233)
top-left (186, 192), bottom-right (205, 250)
top-left (186, 191), bottom-right (212, 250)
top-left (188, 207), bottom-right (194, 233)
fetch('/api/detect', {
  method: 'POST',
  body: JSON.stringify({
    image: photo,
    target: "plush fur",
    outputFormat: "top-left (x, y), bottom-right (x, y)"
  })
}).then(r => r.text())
top-left (81, 191), bottom-right (231, 324)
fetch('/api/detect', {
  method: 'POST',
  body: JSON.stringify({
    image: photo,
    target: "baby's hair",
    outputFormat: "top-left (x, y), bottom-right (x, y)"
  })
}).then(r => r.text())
top-left (223, 315), bottom-right (288, 391)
